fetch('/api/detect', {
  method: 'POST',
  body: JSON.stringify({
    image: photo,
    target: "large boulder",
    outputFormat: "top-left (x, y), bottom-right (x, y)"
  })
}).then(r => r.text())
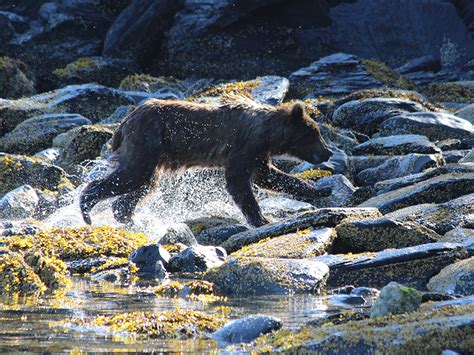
top-left (353, 134), bottom-right (441, 155)
top-left (0, 184), bottom-right (39, 219)
top-left (331, 98), bottom-right (427, 135)
top-left (359, 172), bottom-right (474, 213)
top-left (379, 112), bottom-right (474, 141)
top-left (205, 257), bottom-right (329, 296)
top-left (427, 257), bottom-right (474, 296)
top-left (0, 113), bottom-right (90, 154)
top-left (0, 56), bottom-right (35, 99)
top-left (370, 282), bottom-right (422, 318)
top-left (334, 217), bottom-right (441, 253)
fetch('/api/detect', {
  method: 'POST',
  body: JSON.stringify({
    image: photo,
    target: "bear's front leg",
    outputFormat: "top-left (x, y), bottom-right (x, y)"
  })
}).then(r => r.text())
top-left (225, 163), bottom-right (269, 227)
top-left (255, 162), bottom-right (332, 199)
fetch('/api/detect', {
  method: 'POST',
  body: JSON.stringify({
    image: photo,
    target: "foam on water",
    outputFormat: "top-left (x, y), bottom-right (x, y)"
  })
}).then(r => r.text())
top-left (45, 160), bottom-right (245, 239)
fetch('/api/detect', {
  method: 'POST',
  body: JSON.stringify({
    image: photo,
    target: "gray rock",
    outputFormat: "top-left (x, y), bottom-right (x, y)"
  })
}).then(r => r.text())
top-left (0, 56), bottom-right (35, 99)
top-left (347, 155), bottom-right (390, 176)
top-left (205, 257), bottom-right (329, 296)
top-left (196, 224), bottom-right (248, 246)
top-left (370, 282), bottom-right (422, 318)
top-left (443, 150), bottom-right (471, 164)
top-left (33, 147), bottom-right (62, 164)
top-left (129, 244), bottom-right (171, 275)
top-left (289, 53), bottom-right (383, 98)
top-left (316, 241), bottom-right (470, 288)
top-left (457, 103), bottom-right (474, 124)
top-left (0, 185), bottom-right (39, 219)
top-left (313, 174), bottom-right (356, 207)
top-left (427, 257), bottom-right (474, 296)
top-left (331, 98), bottom-right (427, 135)
top-left (100, 105), bottom-right (135, 124)
top-left (353, 134), bottom-right (441, 155)
top-left (221, 207), bottom-right (381, 254)
top-left (259, 196), bottom-right (314, 219)
top-left (334, 217), bottom-right (441, 253)
top-left (459, 149), bottom-right (474, 163)
top-left (359, 172), bottom-right (474, 213)
top-left (292, 148), bottom-right (348, 175)
top-left (0, 113), bottom-right (91, 154)
top-left (441, 227), bottom-right (474, 243)
top-left (357, 153), bottom-right (441, 186)
top-left (168, 245), bottom-right (227, 273)
top-left (251, 76), bottom-right (289, 105)
top-left (211, 315), bottom-right (282, 343)
top-left (430, 295), bottom-right (474, 309)
top-left (379, 112), bottom-right (474, 141)
top-left (159, 223), bottom-right (198, 246)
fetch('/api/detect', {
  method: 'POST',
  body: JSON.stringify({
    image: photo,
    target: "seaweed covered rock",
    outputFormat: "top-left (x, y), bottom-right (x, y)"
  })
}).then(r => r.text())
top-left (52, 56), bottom-right (138, 88)
top-left (379, 112), bottom-right (474, 141)
top-left (205, 257), bottom-right (329, 296)
top-left (233, 228), bottom-right (336, 259)
top-left (334, 217), bottom-right (441, 253)
top-left (316, 242), bottom-right (469, 288)
top-left (222, 208), bottom-right (381, 254)
top-left (331, 98), bottom-right (427, 135)
top-left (427, 257), bottom-right (474, 296)
top-left (57, 125), bottom-right (114, 169)
top-left (0, 185), bottom-right (39, 219)
top-left (353, 134), bottom-right (441, 156)
top-left (0, 56), bottom-right (35, 99)
top-left (370, 282), bottom-right (422, 318)
top-left (359, 172), bottom-right (474, 213)
top-left (0, 113), bottom-right (91, 155)
top-left (66, 309), bottom-right (226, 339)
top-left (0, 153), bottom-right (70, 195)
top-left (211, 315), bottom-right (282, 344)
top-left (89, 258), bottom-right (139, 284)
top-left (423, 82), bottom-right (474, 104)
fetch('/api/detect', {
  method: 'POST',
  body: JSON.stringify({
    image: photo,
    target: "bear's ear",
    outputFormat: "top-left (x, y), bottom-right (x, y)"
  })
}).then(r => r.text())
top-left (291, 102), bottom-right (305, 120)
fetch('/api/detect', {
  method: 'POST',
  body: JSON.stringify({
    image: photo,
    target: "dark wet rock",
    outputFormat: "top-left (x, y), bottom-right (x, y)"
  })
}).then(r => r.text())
top-left (313, 175), bottom-right (356, 208)
top-left (289, 53), bottom-right (383, 98)
top-left (250, 76), bottom-right (289, 105)
top-left (168, 245), bottom-right (227, 273)
top-left (211, 315), bottom-right (282, 344)
top-left (357, 153), bottom-right (442, 186)
top-left (57, 125), bottom-right (114, 169)
top-left (370, 282), bottom-right (422, 318)
top-left (33, 147), bottom-right (61, 164)
top-left (0, 113), bottom-right (90, 155)
top-left (129, 244), bottom-right (171, 275)
top-left (379, 112), bottom-right (474, 141)
top-left (0, 56), bottom-right (35, 99)
top-left (234, 228), bottom-right (336, 259)
top-left (334, 217), bottom-right (441, 253)
top-left (51, 56), bottom-right (139, 88)
top-left (331, 98), bottom-right (427, 135)
top-left (359, 172), bottom-right (474, 214)
top-left (0, 153), bottom-right (69, 195)
top-left (319, 127), bottom-right (359, 155)
top-left (373, 163), bottom-right (474, 195)
top-left (221, 208), bottom-right (381, 254)
top-left (103, 0), bottom-right (182, 67)
top-left (385, 193), bottom-right (474, 235)
top-left (347, 155), bottom-right (390, 177)
top-left (100, 105), bottom-right (135, 124)
top-left (427, 257), bottom-right (474, 296)
top-left (457, 103), bottom-right (474, 124)
top-left (89, 259), bottom-right (141, 284)
top-left (0, 185), bottom-right (39, 219)
top-left (0, 14), bottom-right (15, 42)
top-left (396, 55), bottom-right (441, 75)
top-left (118, 74), bottom-right (185, 93)
top-left (353, 134), bottom-right (441, 156)
top-left (159, 223), bottom-right (198, 246)
top-left (0, 84), bottom-right (134, 134)
top-left (260, 196), bottom-right (314, 219)
top-left (436, 138), bottom-right (466, 151)
top-left (196, 224), bottom-right (248, 246)
top-left (205, 257), bottom-right (329, 296)
top-left (443, 150), bottom-right (471, 164)
top-left (460, 149), bottom-right (474, 163)
top-left (316, 242), bottom-right (470, 288)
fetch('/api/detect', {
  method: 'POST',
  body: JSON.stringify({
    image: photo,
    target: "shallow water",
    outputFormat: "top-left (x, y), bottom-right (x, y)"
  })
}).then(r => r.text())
top-left (0, 277), bottom-right (360, 353)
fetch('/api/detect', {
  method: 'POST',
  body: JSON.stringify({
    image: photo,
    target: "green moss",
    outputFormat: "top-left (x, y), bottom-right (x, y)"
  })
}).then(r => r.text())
top-left (423, 83), bottom-right (474, 103)
top-left (52, 57), bottom-right (97, 78)
top-left (67, 308), bottom-right (226, 339)
top-left (89, 258), bottom-right (139, 275)
top-left (362, 59), bottom-right (416, 90)
top-left (1, 226), bottom-right (149, 261)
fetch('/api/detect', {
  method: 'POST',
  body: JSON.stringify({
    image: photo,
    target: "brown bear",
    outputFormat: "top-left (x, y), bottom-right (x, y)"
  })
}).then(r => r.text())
top-left (80, 95), bottom-right (333, 227)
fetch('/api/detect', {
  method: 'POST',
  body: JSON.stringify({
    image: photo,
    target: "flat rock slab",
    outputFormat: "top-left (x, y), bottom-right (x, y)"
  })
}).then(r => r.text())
top-left (334, 217), bottom-right (441, 253)
top-left (250, 76), bottom-right (289, 105)
top-left (359, 172), bottom-right (474, 213)
top-left (221, 208), bottom-right (381, 253)
top-left (427, 256), bottom-right (474, 296)
top-left (386, 193), bottom-right (474, 235)
top-left (211, 315), bottom-right (282, 344)
top-left (234, 228), bottom-right (336, 259)
top-left (353, 134), bottom-right (441, 155)
top-left (379, 112), bottom-right (474, 141)
top-left (315, 242), bottom-right (470, 288)
top-left (205, 257), bottom-right (329, 296)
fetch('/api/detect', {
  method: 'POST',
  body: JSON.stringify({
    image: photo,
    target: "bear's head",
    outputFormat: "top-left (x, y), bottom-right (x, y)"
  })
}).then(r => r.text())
top-left (285, 102), bottom-right (333, 165)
